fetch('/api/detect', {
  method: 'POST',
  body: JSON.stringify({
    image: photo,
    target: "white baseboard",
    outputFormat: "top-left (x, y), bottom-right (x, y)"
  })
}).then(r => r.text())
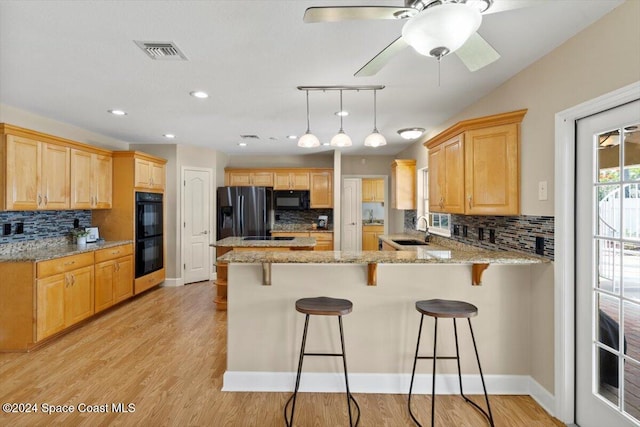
top-left (528, 377), bottom-right (556, 417)
top-left (223, 371), bottom-right (534, 395)
top-left (161, 278), bottom-right (184, 287)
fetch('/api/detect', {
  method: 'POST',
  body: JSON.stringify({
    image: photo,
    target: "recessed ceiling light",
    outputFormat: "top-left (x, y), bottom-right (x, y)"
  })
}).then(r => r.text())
top-left (335, 111), bottom-right (349, 117)
top-left (190, 91), bottom-right (209, 99)
top-left (163, 134), bottom-right (175, 139)
top-left (238, 142), bottom-right (247, 147)
top-left (287, 135), bottom-right (297, 140)
top-left (108, 109), bottom-right (127, 116)
top-left (322, 142), bottom-right (330, 146)
top-left (397, 127), bottom-right (425, 140)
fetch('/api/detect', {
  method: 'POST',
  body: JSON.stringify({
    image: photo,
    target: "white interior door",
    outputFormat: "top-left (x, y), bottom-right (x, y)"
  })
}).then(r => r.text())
top-left (182, 167), bottom-right (212, 285)
top-left (341, 178), bottom-right (360, 251)
top-left (576, 100), bottom-right (640, 426)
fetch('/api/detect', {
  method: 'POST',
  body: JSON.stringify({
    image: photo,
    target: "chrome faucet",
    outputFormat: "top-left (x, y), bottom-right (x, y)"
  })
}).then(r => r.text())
top-left (416, 215), bottom-right (430, 242)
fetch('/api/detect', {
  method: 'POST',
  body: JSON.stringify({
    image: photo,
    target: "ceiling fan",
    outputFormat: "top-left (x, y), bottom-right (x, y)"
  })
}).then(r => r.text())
top-left (304, 0), bottom-right (545, 77)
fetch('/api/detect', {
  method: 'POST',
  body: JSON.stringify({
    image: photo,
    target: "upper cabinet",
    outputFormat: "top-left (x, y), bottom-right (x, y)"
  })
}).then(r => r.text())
top-left (71, 149), bottom-right (112, 209)
top-left (310, 170), bottom-right (333, 208)
top-left (226, 170), bottom-right (274, 187)
top-left (425, 109), bottom-right (526, 216)
top-left (2, 133), bottom-right (70, 210)
top-left (362, 178), bottom-right (385, 203)
top-left (391, 159), bottom-right (416, 210)
top-left (1, 124), bottom-right (114, 211)
top-left (135, 157), bottom-right (165, 191)
top-left (274, 171), bottom-right (309, 190)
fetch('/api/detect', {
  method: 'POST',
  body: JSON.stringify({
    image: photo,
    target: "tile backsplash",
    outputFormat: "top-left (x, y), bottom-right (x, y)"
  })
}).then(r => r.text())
top-left (404, 210), bottom-right (555, 260)
top-left (0, 210), bottom-right (92, 245)
top-left (274, 209), bottom-right (333, 227)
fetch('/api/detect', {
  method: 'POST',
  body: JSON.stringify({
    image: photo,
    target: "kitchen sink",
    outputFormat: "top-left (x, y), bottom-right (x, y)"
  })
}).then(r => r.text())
top-left (391, 239), bottom-right (429, 246)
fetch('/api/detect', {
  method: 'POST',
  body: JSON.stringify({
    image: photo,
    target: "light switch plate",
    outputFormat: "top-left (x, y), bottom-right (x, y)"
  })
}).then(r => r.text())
top-left (538, 181), bottom-right (548, 201)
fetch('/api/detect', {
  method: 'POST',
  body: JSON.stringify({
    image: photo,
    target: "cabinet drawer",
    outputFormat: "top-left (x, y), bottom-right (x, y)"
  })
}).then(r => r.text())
top-left (309, 232), bottom-right (332, 241)
top-left (37, 252), bottom-right (94, 278)
top-left (271, 232), bottom-right (309, 238)
top-left (95, 244), bottom-right (133, 263)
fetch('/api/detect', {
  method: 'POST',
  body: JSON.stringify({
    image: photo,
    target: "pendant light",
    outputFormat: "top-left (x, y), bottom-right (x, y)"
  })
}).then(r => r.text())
top-left (298, 90), bottom-right (320, 148)
top-left (330, 90), bottom-right (352, 147)
top-left (364, 89), bottom-right (386, 148)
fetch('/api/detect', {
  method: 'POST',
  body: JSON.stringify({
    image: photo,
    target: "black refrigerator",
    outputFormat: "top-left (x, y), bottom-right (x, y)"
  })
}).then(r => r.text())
top-left (217, 186), bottom-right (273, 239)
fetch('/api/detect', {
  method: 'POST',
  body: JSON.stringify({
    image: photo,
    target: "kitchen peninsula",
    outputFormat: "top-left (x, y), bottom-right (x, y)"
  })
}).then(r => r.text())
top-left (212, 236), bottom-right (316, 310)
top-left (218, 240), bottom-right (551, 397)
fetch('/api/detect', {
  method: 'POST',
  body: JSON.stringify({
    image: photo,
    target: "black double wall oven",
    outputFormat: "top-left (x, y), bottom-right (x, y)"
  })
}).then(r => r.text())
top-left (135, 192), bottom-right (163, 278)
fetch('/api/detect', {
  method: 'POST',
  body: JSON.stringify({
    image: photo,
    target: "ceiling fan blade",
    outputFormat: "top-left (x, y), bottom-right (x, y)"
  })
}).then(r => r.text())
top-left (483, 0), bottom-right (554, 15)
top-left (455, 32), bottom-right (500, 72)
top-left (355, 36), bottom-right (408, 77)
top-left (303, 6), bottom-right (416, 23)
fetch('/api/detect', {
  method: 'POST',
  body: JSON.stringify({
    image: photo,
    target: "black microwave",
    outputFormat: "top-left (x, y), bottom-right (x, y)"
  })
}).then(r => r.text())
top-left (274, 190), bottom-right (310, 210)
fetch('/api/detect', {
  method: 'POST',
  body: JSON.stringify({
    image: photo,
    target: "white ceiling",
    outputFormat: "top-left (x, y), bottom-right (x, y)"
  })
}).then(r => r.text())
top-left (0, 0), bottom-right (623, 156)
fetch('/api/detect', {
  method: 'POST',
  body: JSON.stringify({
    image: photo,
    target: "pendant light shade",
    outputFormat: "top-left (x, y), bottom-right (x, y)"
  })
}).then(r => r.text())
top-left (298, 90), bottom-right (320, 148)
top-left (401, 3), bottom-right (481, 58)
top-left (331, 90), bottom-right (352, 147)
top-left (364, 90), bottom-right (386, 148)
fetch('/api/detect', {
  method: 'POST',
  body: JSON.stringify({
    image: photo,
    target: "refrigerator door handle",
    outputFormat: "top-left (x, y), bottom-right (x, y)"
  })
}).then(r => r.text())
top-left (239, 195), bottom-right (245, 236)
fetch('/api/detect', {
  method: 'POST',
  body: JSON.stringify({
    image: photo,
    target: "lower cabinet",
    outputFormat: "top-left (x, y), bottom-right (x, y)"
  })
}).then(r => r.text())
top-left (362, 225), bottom-right (384, 250)
top-left (271, 231), bottom-right (333, 250)
top-left (95, 244), bottom-right (133, 313)
top-left (36, 264), bottom-right (94, 341)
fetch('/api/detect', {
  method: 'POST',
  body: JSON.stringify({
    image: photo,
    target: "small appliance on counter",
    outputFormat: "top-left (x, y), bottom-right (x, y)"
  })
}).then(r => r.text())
top-left (317, 215), bottom-right (328, 229)
top-left (85, 227), bottom-right (99, 243)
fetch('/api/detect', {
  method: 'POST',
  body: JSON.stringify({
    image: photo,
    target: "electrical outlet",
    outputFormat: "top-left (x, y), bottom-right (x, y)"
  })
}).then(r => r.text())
top-left (536, 237), bottom-right (545, 255)
top-left (489, 229), bottom-right (496, 243)
top-left (3, 223), bottom-right (10, 236)
top-left (16, 222), bottom-right (24, 234)
top-left (453, 225), bottom-right (460, 236)
top-left (462, 225), bottom-right (468, 237)
top-left (478, 227), bottom-right (484, 240)
top-left (538, 181), bottom-right (548, 201)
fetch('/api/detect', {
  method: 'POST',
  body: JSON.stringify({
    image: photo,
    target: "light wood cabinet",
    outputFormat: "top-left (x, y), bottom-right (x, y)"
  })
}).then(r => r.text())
top-left (425, 110), bottom-right (526, 216)
top-left (391, 160), bottom-right (416, 210)
top-left (135, 157), bottom-right (165, 190)
top-left (310, 170), bottom-right (333, 208)
top-left (271, 231), bottom-right (333, 250)
top-left (362, 178), bottom-right (384, 202)
top-left (71, 149), bottom-right (113, 209)
top-left (3, 135), bottom-right (70, 210)
top-left (36, 253), bottom-right (95, 341)
top-left (95, 244), bottom-right (133, 313)
top-left (226, 170), bottom-right (274, 187)
top-left (362, 224), bottom-right (384, 250)
top-left (274, 171), bottom-right (309, 190)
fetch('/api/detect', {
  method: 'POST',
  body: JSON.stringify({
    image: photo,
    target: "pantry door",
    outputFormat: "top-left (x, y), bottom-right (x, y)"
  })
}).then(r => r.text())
top-left (575, 100), bottom-right (640, 426)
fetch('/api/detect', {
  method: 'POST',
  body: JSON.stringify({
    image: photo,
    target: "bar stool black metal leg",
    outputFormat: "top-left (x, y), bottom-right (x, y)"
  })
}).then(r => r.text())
top-left (408, 314), bottom-right (424, 426)
top-left (431, 317), bottom-right (438, 427)
top-left (338, 315), bottom-right (360, 426)
top-left (468, 318), bottom-right (495, 427)
top-left (284, 314), bottom-right (310, 427)
top-left (453, 319), bottom-right (468, 402)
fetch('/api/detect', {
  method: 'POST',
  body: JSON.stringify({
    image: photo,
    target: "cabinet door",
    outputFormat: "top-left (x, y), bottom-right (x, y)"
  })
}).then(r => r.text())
top-left (134, 158), bottom-right (151, 188)
top-left (251, 171), bottom-right (274, 187)
top-left (65, 266), bottom-right (94, 326)
top-left (465, 124), bottom-right (519, 215)
top-left (5, 135), bottom-right (40, 210)
top-left (114, 255), bottom-right (133, 304)
top-left (391, 160), bottom-right (416, 209)
top-left (41, 143), bottom-right (70, 210)
top-left (36, 274), bottom-right (66, 341)
top-left (442, 135), bottom-right (465, 214)
top-left (94, 260), bottom-right (115, 313)
top-left (361, 179), bottom-right (373, 202)
top-left (228, 171), bottom-right (251, 186)
top-left (150, 162), bottom-right (165, 190)
top-left (70, 149), bottom-right (93, 209)
top-left (290, 172), bottom-right (310, 190)
top-left (309, 232), bottom-right (333, 251)
top-left (273, 172), bottom-right (292, 189)
top-left (310, 171), bottom-right (332, 208)
top-left (362, 230), bottom-right (374, 250)
top-left (373, 179), bottom-right (385, 202)
top-left (428, 146), bottom-right (444, 212)
top-left (94, 154), bottom-right (112, 208)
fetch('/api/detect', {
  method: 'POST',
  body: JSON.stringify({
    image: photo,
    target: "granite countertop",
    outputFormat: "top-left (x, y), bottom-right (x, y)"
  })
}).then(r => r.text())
top-left (0, 240), bottom-right (133, 263)
top-left (271, 225), bottom-right (333, 233)
top-left (212, 236), bottom-right (317, 248)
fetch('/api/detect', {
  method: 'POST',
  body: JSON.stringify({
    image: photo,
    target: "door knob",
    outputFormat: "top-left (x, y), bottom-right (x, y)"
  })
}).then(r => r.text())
top-left (201, 230), bottom-right (208, 235)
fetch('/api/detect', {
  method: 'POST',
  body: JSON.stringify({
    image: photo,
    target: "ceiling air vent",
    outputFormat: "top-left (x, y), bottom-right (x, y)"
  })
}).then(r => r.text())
top-left (240, 135), bottom-right (260, 140)
top-left (134, 41), bottom-right (188, 61)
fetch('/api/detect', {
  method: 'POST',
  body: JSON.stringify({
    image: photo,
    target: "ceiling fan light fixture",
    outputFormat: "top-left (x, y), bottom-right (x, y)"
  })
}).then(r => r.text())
top-left (401, 3), bottom-right (482, 58)
top-left (398, 127), bottom-right (425, 140)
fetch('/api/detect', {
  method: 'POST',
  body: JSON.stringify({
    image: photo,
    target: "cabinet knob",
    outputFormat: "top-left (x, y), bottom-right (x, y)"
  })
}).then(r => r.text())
top-left (468, 196), bottom-right (473, 209)
top-left (38, 194), bottom-right (42, 206)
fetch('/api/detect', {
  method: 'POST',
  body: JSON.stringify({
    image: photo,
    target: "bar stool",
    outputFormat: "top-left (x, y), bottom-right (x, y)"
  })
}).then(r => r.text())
top-left (408, 299), bottom-right (494, 427)
top-left (284, 296), bottom-right (360, 427)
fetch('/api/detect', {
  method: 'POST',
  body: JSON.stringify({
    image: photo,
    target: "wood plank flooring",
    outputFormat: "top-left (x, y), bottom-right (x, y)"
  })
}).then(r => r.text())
top-left (0, 282), bottom-right (565, 426)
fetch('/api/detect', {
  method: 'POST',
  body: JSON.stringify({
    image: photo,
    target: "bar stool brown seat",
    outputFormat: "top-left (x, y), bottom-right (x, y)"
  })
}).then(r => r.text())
top-left (284, 296), bottom-right (360, 426)
top-left (408, 299), bottom-right (494, 427)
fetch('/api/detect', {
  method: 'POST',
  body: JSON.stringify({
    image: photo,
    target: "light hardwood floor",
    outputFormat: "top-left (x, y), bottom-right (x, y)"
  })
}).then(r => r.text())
top-left (0, 282), bottom-right (565, 426)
